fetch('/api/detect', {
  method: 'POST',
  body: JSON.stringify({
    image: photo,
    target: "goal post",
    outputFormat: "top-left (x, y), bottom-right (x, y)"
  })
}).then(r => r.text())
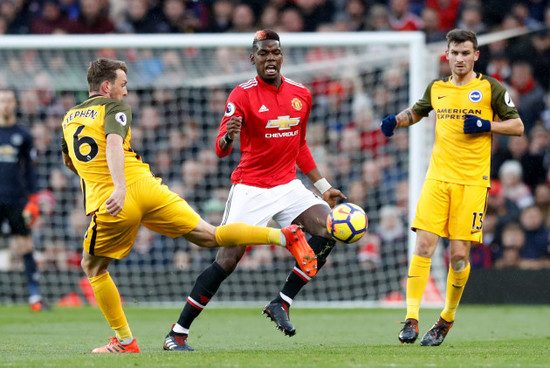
top-left (0, 32), bottom-right (436, 307)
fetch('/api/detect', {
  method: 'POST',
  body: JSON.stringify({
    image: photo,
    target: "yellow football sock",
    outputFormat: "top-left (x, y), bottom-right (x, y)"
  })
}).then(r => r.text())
top-left (89, 272), bottom-right (132, 340)
top-left (215, 223), bottom-right (282, 247)
top-left (441, 262), bottom-right (470, 323)
top-left (405, 254), bottom-right (431, 321)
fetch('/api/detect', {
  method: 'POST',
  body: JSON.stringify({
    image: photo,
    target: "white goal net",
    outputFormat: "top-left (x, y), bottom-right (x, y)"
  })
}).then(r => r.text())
top-left (0, 32), bottom-right (437, 307)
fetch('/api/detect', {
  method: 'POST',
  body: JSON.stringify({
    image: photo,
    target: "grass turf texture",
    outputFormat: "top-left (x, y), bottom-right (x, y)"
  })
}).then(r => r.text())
top-left (0, 305), bottom-right (548, 367)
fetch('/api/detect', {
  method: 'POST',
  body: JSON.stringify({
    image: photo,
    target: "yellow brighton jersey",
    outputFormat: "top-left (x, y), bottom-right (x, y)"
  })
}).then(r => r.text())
top-left (61, 96), bottom-right (153, 214)
top-left (413, 73), bottom-right (519, 187)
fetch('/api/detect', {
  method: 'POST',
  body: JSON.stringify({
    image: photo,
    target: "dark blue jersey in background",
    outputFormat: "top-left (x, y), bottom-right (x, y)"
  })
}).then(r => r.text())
top-left (0, 124), bottom-right (37, 207)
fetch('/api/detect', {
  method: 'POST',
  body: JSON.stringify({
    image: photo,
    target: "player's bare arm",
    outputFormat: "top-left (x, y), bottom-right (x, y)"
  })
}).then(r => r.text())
top-left (396, 108), bottom-right (422, 128)
top-left (489, 117), bottom-right (524, 136)
top-left (62, 152), bottom-right (79, 175)
top-left (105, 133), bottom-right (126, 216)
top-left (219, 116), bottom-right (242, 151)
top-left (306, 168), bottom-right (346, 208)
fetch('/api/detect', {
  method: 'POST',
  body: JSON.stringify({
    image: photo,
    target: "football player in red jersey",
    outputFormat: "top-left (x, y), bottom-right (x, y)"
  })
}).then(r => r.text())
top-left (164, 29), bottom-right (346, 350)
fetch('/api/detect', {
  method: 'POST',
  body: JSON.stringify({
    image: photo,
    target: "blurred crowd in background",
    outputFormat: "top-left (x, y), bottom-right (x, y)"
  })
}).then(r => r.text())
top-left (0, 0), bottom-right (549, 274)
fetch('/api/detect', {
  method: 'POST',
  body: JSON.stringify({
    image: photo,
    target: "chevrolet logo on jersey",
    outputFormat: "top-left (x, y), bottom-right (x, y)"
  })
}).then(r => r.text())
top-left (266, 115), bottom-right (300, 130)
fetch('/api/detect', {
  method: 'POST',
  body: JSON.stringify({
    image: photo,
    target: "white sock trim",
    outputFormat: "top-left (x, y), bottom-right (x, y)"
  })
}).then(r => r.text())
top-left (172, 323), bottom-right (189, 335)
top-left (119, 337), bottom-right (134, 345)
top-left (279, 292), bottom-right (293, 305)
top-left (293, 266), bottom-right (312, 281)
top-left (187, 296), bottom-right (206, 310)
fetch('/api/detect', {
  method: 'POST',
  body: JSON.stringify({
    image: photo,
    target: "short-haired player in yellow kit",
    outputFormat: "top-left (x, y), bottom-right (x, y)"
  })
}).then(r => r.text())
top-left (381, 29), bottom-right (523, 346)
top-left (61, 58), bottom-right (318, 353)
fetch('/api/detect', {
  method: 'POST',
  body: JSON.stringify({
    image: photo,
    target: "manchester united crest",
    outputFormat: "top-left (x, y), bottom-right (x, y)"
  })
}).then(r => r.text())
top-left (291, 98), bottom-right (302, 111)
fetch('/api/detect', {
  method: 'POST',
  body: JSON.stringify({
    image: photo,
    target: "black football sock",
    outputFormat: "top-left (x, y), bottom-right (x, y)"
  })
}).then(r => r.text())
top-left (177, 262), bottom-right (229, 330)
top-left (274, 236), bottom-right (336, 304)
top-left (23, 252), bottom-right (40, 302)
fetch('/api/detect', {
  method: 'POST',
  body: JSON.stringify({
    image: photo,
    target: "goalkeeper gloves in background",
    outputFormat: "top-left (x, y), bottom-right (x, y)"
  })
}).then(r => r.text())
top-left (380, 115), bottom-right (397, 137)
top-left (464, 114), bottom-right (491, 134)
top-left (23, 194), bottom-right (40, 228)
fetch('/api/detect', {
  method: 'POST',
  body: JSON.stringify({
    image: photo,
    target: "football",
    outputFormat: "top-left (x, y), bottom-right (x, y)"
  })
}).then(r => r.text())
top-left (326, 203), bottom-right (368, 243)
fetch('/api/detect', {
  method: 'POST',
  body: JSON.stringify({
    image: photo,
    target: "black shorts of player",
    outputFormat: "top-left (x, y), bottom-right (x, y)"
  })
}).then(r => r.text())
top-left (0, 204), bottom-right (30, 236)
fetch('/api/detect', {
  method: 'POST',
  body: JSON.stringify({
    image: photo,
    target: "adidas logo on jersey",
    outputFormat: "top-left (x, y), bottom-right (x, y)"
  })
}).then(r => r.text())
top-left (259, 105), bottom-right (269, 112)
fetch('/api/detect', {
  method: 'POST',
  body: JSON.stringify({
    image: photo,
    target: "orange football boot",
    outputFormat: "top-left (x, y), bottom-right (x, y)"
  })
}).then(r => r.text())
top-left (91, 337), bottom-right (140, 353)
top-left (281, 225), bottom-right (318, 277)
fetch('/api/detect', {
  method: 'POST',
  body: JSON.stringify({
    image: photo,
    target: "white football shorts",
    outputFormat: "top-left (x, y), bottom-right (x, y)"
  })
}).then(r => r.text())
top-left (221, 179), bottom-right (328, 227)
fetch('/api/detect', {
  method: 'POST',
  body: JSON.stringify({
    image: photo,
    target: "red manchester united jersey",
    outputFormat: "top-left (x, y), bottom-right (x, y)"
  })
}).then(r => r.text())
top-left (216, 76), bottom-right (316, 188)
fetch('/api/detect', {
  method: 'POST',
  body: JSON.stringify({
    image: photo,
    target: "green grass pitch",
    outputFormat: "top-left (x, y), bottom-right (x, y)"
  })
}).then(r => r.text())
top-left (0, 304), bottom-right (548, 367)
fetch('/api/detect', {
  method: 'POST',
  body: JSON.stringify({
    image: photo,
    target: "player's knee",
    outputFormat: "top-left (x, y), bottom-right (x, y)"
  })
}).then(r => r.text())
top-left (81, 255), bottom-right (109, 278)
top-left (81, 257), bottom-right (92, 275)
top-left (415, 242), bottom-right (435, 258)
top-left (214, 257), bottom-right (239, 273)
top-left (214, 248), bottom-right (244, 273)
top-left (450, 257), bottom-right (467, 271)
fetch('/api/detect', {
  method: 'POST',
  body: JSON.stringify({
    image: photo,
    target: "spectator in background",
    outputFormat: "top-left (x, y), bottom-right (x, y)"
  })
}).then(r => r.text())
top-left (349, 95), bottom-right (386, 156)
top-left (368, 4), bottom-right (391, 31)
top-left (118, 0), bottom-right (164, 34)
top-left (357, 232), bottom-right (381, 271)
top-left (425, 0), bottom-right (461, 32)
top-left (456, 3), bottom-right (486, 35)
top-left (30, 122), bottom-right (57, 189)
top-left (493, 222), bottom-right (525, 269)
top-left (330, 153), bottom-right (354, 192)
top-left (534, 183), bottom-right (550, 229)
top-left (59, 0), bottom-right (80, 20)
top-left (393, 178), bottom-right (409, 218)
top-left (498, 133), bottom-right (548, 192)
top-left (477, 0), bottom-right (515, 28)
top-left (485, 51), bottom-right (511, 83)
top-left (258, 5), bottom-right (279, 30)
top-left (18, 90), bottom-right (44, 125)
top-left (530, 30), bottom-right (550, 91)
top-left (279, 7), bottom-right (304, 32)
top-left (230, 3), bottom-right (256, 33)
top-left (295, 0), bottom-right (334, 32)
top-left (67, 0), bottom-right (115, 34)
top-left (526, 126), bottom-right (549, 190)
top-left (528, 0), bottom-right (547, 22)
top-left (205, 0), bottom-right (233, 33)
top-left (361, 159), bottom-right (389, 215)
top-left (0, 15), bottom-right (8, 34)
top-left (510, 2), bottom-right (540, 29)
top-left (388, 0), bottom-right (422, 31)
top-left (1, 0), bottom-right (31, 34)
top-left (508, 60), bottom-right (546, 134)
top-left (519, 205), bottom-right (550, 267)
top-left (340, 0), bottom-right (367, 32)
top-left (179, 159), bottom-right (204, 210)
top-left (153, 149), bottom-right (174, 182)
top-left (499, 14), bottom-right (539, 64)
top-left (30, 0), bottom-right (73, 34)
top-left (499, 160), bottom-right (534, 210)
top-left (421, 6), bottom-right (446, 43)
top-left (486, 181), bottom-right (521, 252)
top-left (347, 179), bottom-right (368, 211)
top-left (376, 205), bottom-right (408, 282)
top-left (159, 0), bottom-right (186, 33)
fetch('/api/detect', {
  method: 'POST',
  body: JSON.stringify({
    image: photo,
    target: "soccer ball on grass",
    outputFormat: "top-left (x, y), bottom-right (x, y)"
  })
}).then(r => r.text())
top-left (326, 203), bottom-right (368, 243)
